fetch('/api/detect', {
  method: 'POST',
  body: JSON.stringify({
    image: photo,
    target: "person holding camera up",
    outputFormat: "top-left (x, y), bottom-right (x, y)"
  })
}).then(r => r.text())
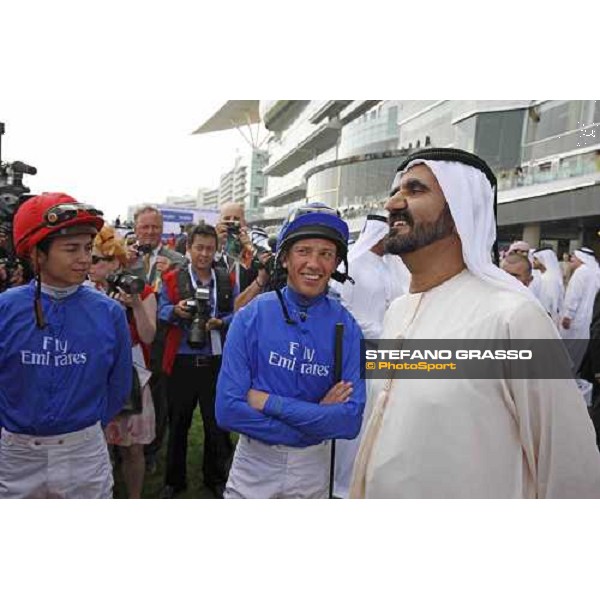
top-left (127, 206), bottom-right (186, 474)
top-left (0, 193), bottom-right (132, 498)
top-left (127, 206), bottom-right (186, 291)
top-left (158, 223), bottom-right (235, 498)
top-left (215, 202), bottom-right (260, 293)
top-left (89, 225), bottom-right (157, 498)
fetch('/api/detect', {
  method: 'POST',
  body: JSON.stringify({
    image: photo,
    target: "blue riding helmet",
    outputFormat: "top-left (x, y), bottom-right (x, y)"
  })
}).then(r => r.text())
top-left (276, 202), bottom-right (349, 258)
top-left (275, 202), bottom-right (352, 285)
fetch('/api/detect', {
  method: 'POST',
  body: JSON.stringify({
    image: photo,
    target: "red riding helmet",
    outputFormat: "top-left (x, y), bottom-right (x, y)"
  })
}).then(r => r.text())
top-left (13, 193), bottom-right (105, 258)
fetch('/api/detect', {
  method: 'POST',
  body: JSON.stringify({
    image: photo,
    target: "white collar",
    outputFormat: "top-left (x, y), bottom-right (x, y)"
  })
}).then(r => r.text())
top-left (40, 282), bottom-right (80, 299)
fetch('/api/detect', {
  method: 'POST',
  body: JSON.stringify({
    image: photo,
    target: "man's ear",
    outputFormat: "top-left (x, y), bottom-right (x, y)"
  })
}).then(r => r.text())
top-left (280, 250), bottom-right (288, 270)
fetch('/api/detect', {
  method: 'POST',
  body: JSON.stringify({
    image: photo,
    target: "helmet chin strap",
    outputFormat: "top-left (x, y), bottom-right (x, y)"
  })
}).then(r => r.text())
top-left (33, 254), bottom-right (46, 329)
top-left (330, 255), bottom-right (354, 284)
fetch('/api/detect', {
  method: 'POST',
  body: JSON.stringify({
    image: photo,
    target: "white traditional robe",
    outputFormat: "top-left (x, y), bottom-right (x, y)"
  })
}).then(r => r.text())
top-left (529, 269), bottom-right (543, 301)
top-left (351, 270), bottom-right (600, 499)
top-left (560, 264), bottom-right (600, 369)
top-left (333, 251), bottom-right (409, 498)
top-left (340, 251), bottom-right (409, 339)
top-left (537, 269), bottom-right (564, 326)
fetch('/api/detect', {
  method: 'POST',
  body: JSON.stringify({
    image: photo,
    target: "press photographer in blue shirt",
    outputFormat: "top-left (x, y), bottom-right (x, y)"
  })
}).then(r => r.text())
top-left (158, 223), bottom-right (235, 498)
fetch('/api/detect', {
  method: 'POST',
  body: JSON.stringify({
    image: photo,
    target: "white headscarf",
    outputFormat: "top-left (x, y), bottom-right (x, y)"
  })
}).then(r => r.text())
top-left (348, 214), bottom-right (389, 263)
top-left (395, 159), bottom-right (535, 299)
top-left (534, 248), bottom-right (564, 290)
top-left (574, 248), bottom-right (600, 285)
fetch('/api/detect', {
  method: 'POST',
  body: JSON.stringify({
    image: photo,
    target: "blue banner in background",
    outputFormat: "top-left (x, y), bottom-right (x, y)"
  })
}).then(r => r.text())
top-left (160, 209), bottom-right (195, 223)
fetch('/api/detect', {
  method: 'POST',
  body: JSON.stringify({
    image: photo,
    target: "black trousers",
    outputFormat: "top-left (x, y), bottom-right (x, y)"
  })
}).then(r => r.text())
top-left (165, 355), bottom-right (233, 490)
top-left (144, 371), bottom-right (168, 459)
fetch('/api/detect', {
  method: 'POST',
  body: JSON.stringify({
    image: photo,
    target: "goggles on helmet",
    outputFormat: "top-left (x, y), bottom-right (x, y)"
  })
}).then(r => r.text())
top-left (44, 203), bottom-right (104, 227)
top-left (284, 203), bottom-right (341, 223)
top-left (277, 202), bottom-right (349, 254)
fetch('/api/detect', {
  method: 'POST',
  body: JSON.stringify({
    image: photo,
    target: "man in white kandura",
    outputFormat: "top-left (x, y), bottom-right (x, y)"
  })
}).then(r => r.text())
top-left (508, 240), bottom-right (543, 302)
top-left (332, 213), bottom-right (409, 497)
top-left (532, 247), bottom-right (564, 327)
top-left (559, 247), bottom-right (600, 372)
top-left (339, 214), bottom-right (410, 339)
top-left (350, 147), bottom-right (600, 499)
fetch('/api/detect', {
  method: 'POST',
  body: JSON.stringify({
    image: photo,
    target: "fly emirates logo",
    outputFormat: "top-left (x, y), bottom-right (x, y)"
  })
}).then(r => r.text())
top-left (21, 336), bottom-right (88, 367)
top-left (269, 342), bottom-right (330, 377)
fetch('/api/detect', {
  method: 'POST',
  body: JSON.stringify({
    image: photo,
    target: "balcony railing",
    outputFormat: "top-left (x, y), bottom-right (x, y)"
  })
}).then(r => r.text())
top-left (496, 152), bottom-right (600, 192)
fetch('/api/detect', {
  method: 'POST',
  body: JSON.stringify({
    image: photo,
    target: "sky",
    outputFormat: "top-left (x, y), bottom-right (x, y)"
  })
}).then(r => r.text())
top-left (1, 94), bottom-right (256, 221)
top-left (0, 4), bottom-right (271, 221)
top-left (0, 2), bottom-right (594, 227)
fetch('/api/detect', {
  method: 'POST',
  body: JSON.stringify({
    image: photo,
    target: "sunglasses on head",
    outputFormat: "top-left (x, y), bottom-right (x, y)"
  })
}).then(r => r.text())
top-left (91, 255), bottom-right (113, 264)
top-left (44, 203), bottom-right (103, 227)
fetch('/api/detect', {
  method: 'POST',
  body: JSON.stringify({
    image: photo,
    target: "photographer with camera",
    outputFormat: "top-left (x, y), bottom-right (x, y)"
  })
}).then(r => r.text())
top-left (89, 225), bottom-right (157, 498)
top-left (215, 202), bottom-right (261, 295)
top-left (158, 223), bottom-right (235, 498)
top-left (0, 193), bottom-right (132, 498)
top-left (127, 206), bottom-right (186, 290)
top-left (233, 228), bottom-right (281, 311)
top-left (127, 205), bottom-right (186, 474)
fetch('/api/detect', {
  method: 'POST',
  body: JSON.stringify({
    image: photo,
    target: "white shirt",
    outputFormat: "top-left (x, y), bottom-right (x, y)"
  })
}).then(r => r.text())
top-left (333, 251), bottom-right (409, 498)
top-left (340, 251), bottom-right (409, 339)
top-left (560, 264), bottom-right (600, 340)
top-left (537, 269), bottom-right (564, 326)
top-left (351, 270), bottom-right (600, 498)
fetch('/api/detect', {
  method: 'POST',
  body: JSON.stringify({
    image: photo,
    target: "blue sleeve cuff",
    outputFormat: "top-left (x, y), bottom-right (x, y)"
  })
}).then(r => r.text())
top-left (264, 395), bottom-right (283, 417)
top-left (158, 305), bottom-right (177, 324)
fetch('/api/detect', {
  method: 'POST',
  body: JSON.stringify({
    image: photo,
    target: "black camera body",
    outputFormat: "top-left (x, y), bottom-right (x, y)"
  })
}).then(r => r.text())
top-left (225, 222), bottom-right (241, 235)
top-left (0, 256), bottom-right (18, 273)
top-left (0, 256), bottom-right (16, 291)
top-left (224, 221), bottom-right (242, 257)
top-left (252, 251), bottom-right (275, 279)
top-left (184, 287), bottom-right (211, 348)
top-left (136, 243), bottom-right (153, 256)
top-left (0, 123), bottom-right (37, 244)
top-left (106, 271), bottom-right (145, 295)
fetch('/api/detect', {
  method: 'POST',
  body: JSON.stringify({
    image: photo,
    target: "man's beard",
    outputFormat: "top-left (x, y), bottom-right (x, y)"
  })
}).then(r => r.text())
top-left (385, 204), bottom-right (455, 255)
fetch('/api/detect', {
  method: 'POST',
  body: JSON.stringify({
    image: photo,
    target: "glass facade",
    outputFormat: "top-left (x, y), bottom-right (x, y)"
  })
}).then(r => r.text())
top-left (338, 102), bottom-right (400, 158)
top-left (474, 109), bottom-right (525, 170)
top-left (399, 102), bottom-right (454, 149)
top-left (522, 100), bottom-right (600, 162)
top-left (306, 155), bottom-right (402, 212)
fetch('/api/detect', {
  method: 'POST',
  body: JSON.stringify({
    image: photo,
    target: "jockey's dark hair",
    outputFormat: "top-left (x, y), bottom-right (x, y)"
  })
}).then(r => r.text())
top-left (396, 147), bottom-right (499, 266)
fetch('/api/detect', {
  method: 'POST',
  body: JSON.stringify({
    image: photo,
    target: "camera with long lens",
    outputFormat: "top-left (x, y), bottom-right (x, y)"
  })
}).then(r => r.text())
top-left (184, 287), bottom-right (211, 348)
top-left (106, 271), bottom-right (145, 295)
top-left (0, 123), bottom-right (37, 250)
top-left (250, 228), bottom-right (280, 288)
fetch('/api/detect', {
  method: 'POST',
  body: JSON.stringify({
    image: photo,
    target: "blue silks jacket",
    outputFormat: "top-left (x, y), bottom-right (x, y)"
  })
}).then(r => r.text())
top-left (0, 282), bottom-right (132, 435)
top-left (216, 286), bottom-right (366, 447)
